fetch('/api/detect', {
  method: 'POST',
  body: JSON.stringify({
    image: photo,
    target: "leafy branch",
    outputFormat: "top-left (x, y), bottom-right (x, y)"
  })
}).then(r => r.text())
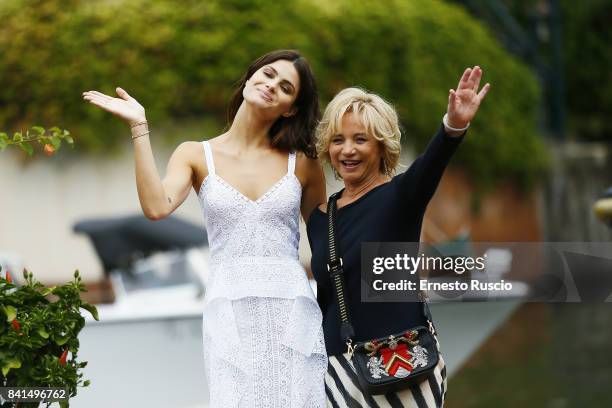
top-left (0, 127), bottom-right (73, 156)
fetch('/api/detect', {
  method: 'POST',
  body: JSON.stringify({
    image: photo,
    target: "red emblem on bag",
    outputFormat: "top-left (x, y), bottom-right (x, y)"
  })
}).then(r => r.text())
top-left (381, 343), bottom-right (414, 377)
top-left (365, 331), bottom-right (424, 379)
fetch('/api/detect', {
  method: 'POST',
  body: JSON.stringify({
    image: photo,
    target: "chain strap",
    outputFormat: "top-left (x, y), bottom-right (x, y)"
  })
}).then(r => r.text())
top-left (327, 193), bottom-right (355, 348)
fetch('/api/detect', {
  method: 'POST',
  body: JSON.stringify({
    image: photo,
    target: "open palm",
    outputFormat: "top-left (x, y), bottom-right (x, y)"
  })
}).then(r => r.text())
top-left (447, 66), bottom-right (490, 128)
top-left (82, 87), bottom-right (146, 126)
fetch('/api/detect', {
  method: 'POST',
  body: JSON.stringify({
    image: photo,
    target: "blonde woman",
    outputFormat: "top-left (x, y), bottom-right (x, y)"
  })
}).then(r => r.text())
top-left (307, 67), bottom-right (490, 407)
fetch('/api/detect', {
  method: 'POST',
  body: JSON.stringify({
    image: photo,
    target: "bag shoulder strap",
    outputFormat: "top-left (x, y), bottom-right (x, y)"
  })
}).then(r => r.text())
top-left (326, 192), bottom-right (355, 344)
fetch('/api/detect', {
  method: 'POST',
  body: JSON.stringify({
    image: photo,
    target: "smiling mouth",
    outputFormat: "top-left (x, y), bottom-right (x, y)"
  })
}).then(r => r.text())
top-left (258, 89), bottom-right (273, 102)
top-left (341, 160), bottom-right (361, 169)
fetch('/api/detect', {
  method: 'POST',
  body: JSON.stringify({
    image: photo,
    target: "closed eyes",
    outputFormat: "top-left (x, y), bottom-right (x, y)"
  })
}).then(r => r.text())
top-left (331, 135), bottom-right (368, 144)
top-left (263, 67), bottom-right (295, 94)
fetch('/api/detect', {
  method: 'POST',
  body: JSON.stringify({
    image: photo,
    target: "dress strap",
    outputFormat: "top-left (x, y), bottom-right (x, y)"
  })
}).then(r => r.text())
top-left (287, 151), bottom-right (296, 175)
top-left (202, 141), bottom-right (216, 175)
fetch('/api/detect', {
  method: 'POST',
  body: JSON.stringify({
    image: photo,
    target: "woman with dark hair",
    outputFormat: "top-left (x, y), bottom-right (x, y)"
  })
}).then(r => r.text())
top-left (83, 49), bottom-right (327, 407)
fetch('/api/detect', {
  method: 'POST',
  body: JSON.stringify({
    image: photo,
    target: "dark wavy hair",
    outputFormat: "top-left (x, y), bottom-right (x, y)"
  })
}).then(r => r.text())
top-left (226, 50), bottom-right (319, 158)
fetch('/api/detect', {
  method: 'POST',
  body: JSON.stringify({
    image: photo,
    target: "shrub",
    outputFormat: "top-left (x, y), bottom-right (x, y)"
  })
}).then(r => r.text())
top-left (0, 0), bottom-right (548, 189)
top-left (1, 268), bottom-right (98, 407)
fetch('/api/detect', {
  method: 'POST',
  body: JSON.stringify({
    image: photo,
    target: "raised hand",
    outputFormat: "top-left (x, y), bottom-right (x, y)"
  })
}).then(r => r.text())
top-left (82, 87), bottom-right (146, 126)
top-left (447, 66), bottom-right (490, 129)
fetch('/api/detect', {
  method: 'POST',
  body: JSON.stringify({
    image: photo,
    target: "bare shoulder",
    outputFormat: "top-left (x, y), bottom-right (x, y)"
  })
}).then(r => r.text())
top-left (169, 141), bottom-right (202, 165)
top-left (176, 136), bottom-right (226, 160)
top-left (176, 140), bottom-right (203, 152)
top-left (168, 141), bottom-right (208, 188)
top-left (295, 151), bottom-right (323, 181)
top-left (204, 134), bottom-right (229, 150)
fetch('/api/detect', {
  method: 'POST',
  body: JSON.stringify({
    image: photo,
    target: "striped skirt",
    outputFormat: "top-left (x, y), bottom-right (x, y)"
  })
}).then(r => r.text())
top-left (324, 351), bottom-right (447, 408)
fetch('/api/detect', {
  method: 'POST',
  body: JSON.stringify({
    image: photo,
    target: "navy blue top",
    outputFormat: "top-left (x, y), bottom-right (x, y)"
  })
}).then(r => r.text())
top-left (306, 125), bottom-right (464, 356)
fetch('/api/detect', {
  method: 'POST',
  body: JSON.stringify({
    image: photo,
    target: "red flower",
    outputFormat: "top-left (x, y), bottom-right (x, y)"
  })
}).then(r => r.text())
top-left (5, 270), bottom-right (12, 283)
top-left (11, 319), bottom-right (20, 331)
top-left (43, 144), bottom-right (56, 156)
top-left (59, 349), bottom-right (68, 366)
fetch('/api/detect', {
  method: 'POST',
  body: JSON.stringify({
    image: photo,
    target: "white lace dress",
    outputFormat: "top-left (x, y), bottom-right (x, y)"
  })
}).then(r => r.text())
top-left (198, 141), bottom-right (327, 408)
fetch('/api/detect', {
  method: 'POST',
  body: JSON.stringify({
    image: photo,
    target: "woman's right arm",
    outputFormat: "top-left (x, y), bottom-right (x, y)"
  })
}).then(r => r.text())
top-left (133, 133), bottom-right (196, 220)
top-left (83, 87), bottom-right (196, 220)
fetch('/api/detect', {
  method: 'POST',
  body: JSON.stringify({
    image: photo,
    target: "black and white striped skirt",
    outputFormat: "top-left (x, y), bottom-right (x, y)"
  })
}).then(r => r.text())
top-left (324, 350), bottom-right (447, 408)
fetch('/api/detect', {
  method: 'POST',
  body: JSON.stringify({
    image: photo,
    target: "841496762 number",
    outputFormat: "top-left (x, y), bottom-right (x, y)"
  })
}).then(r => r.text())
top-left (0, 387), bottom-right (68, 403)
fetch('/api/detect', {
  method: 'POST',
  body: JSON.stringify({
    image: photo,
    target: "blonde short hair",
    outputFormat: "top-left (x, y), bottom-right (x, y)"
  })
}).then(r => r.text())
top-left (315, 87), bottom-right (402, 178)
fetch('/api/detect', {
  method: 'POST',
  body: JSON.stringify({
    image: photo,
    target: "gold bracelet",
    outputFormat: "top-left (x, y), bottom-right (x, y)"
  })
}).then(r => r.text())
top-left (130, 120), bottom-right (148, 128)
top-left (132, 131), bottom-right (150, 140)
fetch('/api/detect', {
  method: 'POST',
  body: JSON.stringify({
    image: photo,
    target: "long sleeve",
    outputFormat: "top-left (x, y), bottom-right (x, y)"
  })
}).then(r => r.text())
top-left (396, 124), bottom-right (465, 212)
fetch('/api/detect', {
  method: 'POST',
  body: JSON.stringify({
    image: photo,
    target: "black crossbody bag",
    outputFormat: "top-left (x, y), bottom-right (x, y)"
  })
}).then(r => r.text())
top-left (326, 192), bottom-right (441, 395)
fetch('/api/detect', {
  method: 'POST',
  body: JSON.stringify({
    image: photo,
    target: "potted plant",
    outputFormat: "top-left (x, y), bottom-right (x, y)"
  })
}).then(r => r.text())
top-left (1, 268), bottom-right (98, 407)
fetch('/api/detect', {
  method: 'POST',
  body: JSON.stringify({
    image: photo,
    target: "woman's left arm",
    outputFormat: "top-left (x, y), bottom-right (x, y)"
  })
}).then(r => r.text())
top-left (399, 66), bottom-right (490, 207)
top-left (297, 154), bottom-right (327, 223)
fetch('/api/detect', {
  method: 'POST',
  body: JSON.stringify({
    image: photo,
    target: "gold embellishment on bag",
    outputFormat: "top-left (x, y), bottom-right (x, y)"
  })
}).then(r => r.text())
top-left (364, 330), bottom-right (420, 357)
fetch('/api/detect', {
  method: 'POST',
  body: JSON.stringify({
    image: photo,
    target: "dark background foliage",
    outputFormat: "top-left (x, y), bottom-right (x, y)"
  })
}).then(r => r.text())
top-left (0, 0), bottom-right (555, 189)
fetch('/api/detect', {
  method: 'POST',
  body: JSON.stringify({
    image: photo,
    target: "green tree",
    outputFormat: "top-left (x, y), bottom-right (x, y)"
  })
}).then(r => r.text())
top-left (0, 0), bottom-right (548, 190)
